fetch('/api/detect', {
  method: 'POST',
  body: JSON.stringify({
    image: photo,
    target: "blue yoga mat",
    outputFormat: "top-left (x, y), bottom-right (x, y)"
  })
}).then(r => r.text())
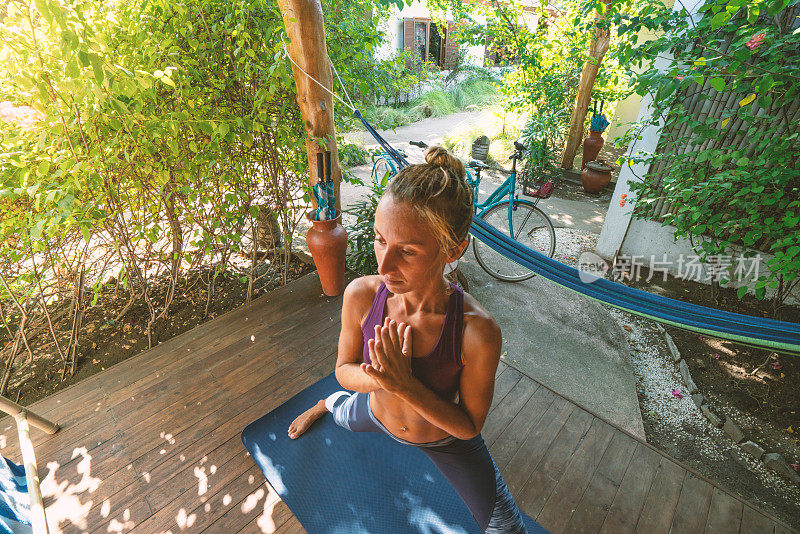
top-left (242, 373), bottom-right (548, 533)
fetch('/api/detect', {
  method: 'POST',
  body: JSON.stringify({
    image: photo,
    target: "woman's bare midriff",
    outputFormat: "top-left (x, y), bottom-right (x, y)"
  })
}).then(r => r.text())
top-left (369, 388), bottom-right (454, 443)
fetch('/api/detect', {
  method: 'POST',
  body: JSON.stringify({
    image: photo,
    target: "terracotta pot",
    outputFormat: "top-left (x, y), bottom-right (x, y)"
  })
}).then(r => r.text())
top-left (306, 213), bottom-right (348, 296)
top-left (581, 160), bottom-right (613, 194)
top-left (581, 130), bottom-right (605, 170)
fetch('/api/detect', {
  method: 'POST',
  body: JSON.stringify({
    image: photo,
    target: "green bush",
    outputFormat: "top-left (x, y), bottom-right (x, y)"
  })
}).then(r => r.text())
top-left (344, 181), bottom-right (385, 276)
top-left (617, 0), bottom-right (800, 313)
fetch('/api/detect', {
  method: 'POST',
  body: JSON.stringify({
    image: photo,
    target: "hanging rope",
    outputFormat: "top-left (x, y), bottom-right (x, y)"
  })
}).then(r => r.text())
top-left (281, 41), bottom-right (356, 113)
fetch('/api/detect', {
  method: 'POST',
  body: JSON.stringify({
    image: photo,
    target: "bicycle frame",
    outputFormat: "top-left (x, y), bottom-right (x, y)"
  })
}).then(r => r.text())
top-left (469, 154), bottom-right (537, 239)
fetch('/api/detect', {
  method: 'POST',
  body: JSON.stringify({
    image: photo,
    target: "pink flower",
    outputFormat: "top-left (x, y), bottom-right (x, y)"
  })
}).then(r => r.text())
top-left (746, 33), bottom-right (766, 51)
top-left (671, 388), bottom-right (683, 399)
top-left (676, 75), bottom-right (684, 81)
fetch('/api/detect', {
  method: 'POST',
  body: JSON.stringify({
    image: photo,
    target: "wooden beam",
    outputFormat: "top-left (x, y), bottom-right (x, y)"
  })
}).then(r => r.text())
top-left (277, 0), bottom-right (342, 212)
top-left (559, 7), bottom-right (611, 170)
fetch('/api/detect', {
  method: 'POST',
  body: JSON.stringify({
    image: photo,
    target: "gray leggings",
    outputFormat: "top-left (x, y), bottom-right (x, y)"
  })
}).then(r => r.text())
top-left (325, 391), bottom-right (528, 534)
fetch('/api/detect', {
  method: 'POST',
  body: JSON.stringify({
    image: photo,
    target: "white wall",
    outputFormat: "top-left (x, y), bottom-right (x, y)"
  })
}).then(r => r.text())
top-left (596, 0), bottom-right (704, 261)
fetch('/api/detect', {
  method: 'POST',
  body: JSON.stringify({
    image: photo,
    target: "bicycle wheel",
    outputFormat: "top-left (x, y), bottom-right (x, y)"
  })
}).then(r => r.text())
top-left (472, 200), bottom-right (555, 282)
top-left (372, 157), bottom-right (394, 187)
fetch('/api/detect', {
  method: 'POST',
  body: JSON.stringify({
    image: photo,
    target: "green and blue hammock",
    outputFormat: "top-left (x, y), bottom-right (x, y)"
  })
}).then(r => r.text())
top-left (357, 110), bottom-right (800, 356)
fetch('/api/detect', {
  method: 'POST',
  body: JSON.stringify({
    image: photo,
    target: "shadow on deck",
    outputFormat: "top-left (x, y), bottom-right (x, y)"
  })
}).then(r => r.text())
top-left (0, 273), bottom-right (795, 533)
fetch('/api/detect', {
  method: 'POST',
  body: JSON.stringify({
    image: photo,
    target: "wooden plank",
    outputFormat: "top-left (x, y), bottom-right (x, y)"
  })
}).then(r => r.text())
top-left (99, 293), bottom-right (337, 413)
top-left (109, 317), bottom-right (338, 438)
top-left (87, 273), bottom-right (326, 393)
top-left (94, 349), bottom-right (337, 530)
top-left (480, 376), bottom-right (540, 448)
top-left (599, 443), bottom-right (662, 533)
top-left (140, 350), bottom-right (335, 533)
top-left (704, 487), bottom-right (744, 533)
top-left (58, 476), bottom-right (151, 534)
top-left (634, 457), bottom-right (685, 534)
top-left (536, 417), bottom-right (616, 532)
top-left (132, 453), bottom-right (258, 533)
top-left (115, 320), bottom-right (337, 458)
top-left (489, 364), bottom-right (522, 413)
top-left (3, 272), bottom-right (331, 431)
top-left (0, 274), bottom-right (331, 439)
top-left (515, 408), bottom-right (594, 517)
top-left (262, 500), bottom-right (298, 534)
top-left (273, 515), bottom-right (306, 534)
top-left (670, 473), bottom-right (714, 534)
top-left (564, 431), bottom-right (638, 533)
top-left (140, 351), bottom-right (336, 513)
top-left (489, 384), bottom-right (556, 471)
top-left (740, 506), bottom-right (775, 534)
top-left (240, 498), bottom-right (298, 534)
top-left (198, 465), bottom-right (290, 533)
top-left (502, 395), bottom-right (573, 493)
top-left (93, 274), bottom-right (332, 391)
top-left (43, 338), bottom-right (336, 533)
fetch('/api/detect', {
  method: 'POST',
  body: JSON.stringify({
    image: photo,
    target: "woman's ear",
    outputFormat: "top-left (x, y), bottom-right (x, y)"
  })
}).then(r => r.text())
top-left (445, 238), bottom-right (470, 263)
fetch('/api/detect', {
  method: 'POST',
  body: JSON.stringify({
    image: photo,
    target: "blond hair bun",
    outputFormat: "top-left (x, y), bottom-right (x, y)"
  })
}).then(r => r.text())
top-left (424, 146), bottom-right (465, 179)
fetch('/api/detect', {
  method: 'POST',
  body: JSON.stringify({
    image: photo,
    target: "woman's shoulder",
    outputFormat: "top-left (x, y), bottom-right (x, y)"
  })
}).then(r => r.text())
top-left (460, 291), bottom-right (502, 357)
top-left (344, 275), bottom-right (383, 301)
top-left (342, 275), bottom-right (383, 324)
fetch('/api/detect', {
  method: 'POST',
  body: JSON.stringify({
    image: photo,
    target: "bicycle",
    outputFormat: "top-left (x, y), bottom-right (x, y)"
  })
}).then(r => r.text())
top-left (371, 146), bottom-right (406, 187)
top-left (466, 140), bottom-right (556, 282)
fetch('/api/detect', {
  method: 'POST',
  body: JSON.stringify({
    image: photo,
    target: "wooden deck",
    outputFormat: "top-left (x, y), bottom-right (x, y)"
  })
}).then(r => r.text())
top-left (0, 272), bottom-right (795, 534)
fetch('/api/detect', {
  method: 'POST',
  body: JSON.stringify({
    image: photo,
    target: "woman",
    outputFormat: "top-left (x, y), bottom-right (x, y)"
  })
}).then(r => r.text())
top-left (288, 146), bottom-right (528, 533)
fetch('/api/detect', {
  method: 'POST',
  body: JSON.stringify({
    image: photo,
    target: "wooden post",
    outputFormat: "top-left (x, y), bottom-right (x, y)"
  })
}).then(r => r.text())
top-left (559, 6), bottom-right (611, 170)
top-left (0, 397), bottom-right (58, 534)
top-left (0, 395), bottom-right (60, 434)
top-left (277, 0), bottom-right (342, 212)
top-left (15, 413), bottom-right (50, 534)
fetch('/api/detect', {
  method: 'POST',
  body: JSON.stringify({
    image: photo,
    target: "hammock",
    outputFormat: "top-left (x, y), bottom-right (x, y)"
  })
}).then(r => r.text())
top-left (470, 218), bottom-right (800, 356)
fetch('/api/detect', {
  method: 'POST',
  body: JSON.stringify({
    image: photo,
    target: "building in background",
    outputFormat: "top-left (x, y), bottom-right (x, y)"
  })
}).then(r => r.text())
top-left (374, 0), bottom-right (546, 70)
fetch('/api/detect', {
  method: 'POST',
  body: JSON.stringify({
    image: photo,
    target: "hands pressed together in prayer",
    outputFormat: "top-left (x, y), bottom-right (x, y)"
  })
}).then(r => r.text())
top-left (361, 317), bottom-right (415, 395)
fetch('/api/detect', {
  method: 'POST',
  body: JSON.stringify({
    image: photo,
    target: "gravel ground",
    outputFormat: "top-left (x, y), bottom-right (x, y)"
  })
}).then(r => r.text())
top-left (552, 227), bottom-right (599, 267)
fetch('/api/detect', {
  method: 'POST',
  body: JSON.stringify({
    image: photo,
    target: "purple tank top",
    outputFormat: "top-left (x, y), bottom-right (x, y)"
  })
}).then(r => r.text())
top-left (361, 282), bottom-right (464, 400)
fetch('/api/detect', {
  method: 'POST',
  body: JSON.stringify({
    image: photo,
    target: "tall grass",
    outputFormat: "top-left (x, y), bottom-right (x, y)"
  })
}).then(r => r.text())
top-left (347, 77), bottom-right (500, 131)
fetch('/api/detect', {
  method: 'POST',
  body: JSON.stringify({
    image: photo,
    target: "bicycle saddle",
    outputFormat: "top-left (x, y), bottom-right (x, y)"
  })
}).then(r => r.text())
top-left (469, 159), bottom-right (490, 170)
top-left (514, 140), bottom-right (527, 151)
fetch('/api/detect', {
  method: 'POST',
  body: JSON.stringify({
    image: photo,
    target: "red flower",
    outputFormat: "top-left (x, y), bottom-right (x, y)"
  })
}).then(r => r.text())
top-left (746, 33), bottom-right (766, 51)
top-left (676, 75), bottom-right (684, 81)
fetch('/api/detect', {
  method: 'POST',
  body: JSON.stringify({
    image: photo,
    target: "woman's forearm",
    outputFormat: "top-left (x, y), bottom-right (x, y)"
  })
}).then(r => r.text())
top-left (397, 379), bottom-right (479, 440)
top-left (335, 363), bottom-right (382, 393)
